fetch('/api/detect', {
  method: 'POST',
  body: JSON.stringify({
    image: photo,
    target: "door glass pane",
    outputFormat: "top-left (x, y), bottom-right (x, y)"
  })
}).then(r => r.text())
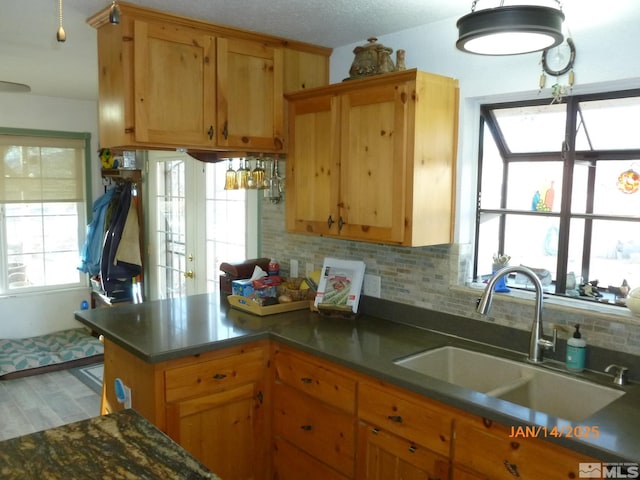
top-left (493, 103), bottom-right (566, 153)
top-left (155, 159), bottom-right (187, 299)
top-left (205, 161), bottom-right (247, 291)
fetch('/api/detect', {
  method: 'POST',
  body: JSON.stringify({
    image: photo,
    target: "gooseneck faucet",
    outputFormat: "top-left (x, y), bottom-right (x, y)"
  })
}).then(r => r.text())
top-left (476, 265), bottom-right (556, 364)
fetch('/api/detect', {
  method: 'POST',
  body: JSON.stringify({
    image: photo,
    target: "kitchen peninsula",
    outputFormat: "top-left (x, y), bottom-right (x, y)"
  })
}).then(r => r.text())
top-left (75, 293), bottom-right (640, 478)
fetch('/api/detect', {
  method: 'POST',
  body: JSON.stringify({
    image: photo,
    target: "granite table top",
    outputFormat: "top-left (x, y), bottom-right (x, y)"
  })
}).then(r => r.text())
top-left (75, 292), bottom-right (640, 462)
top-left (0, 409), bottom-right (219, 480)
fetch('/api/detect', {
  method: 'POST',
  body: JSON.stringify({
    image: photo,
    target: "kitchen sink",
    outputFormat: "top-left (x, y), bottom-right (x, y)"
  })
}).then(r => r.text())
top-left (394, 346), bottom-right (625, 422)
top-left (493, 368), bottom-right (625, 422)
top-left (395, 346), bottom-right (529, 393)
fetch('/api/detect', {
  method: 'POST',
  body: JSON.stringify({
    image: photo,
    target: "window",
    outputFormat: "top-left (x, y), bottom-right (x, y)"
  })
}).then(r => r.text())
top-left (0, 130), bottom-right (89, 294)
top-left (476, 90), bottom-right (640, 305)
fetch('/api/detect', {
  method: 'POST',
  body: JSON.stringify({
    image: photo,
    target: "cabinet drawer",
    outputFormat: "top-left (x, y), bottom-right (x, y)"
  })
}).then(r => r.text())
top-left (165, 346), bottom-right (266, 402)
top-left (274, 348), bottom-right (357, 414)
top-left (273, 437), bottom-right (350, 480)
top-left (454, 416), bottom-right (598, 479)
top-left (273, 382), bottom-right (356, 477)
top-left (359, 381), bottom-right (453, 457)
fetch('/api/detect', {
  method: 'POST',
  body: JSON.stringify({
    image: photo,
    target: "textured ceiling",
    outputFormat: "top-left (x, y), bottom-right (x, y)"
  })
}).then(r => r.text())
top-left (0, 0), bottom-right (469, 100)
top-left (0, 0), bottom-right (634, 100)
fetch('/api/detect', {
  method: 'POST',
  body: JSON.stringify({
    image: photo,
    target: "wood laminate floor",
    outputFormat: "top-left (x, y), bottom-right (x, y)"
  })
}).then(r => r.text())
top-left (0, 368), bottom-right (100, 441)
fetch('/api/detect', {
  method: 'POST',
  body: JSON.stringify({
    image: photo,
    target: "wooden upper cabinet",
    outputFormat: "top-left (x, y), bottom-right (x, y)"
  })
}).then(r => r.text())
top-left (88, 3), bottom-right (330, 153)
top-left (133, 21), bottom-right (215, 147)
top-left (216, 37), bottom-right (284, 151)
top-left (286, 69), bottom-right (459, 246)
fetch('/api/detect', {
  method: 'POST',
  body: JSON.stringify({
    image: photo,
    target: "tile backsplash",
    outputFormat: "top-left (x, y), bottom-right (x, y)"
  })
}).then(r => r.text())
top-left (261, 200), bottom-right (640, 357)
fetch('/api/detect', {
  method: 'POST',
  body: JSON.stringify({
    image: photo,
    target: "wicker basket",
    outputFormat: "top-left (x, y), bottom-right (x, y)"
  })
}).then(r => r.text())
top-left (277, 277), bottom-right (316, 301)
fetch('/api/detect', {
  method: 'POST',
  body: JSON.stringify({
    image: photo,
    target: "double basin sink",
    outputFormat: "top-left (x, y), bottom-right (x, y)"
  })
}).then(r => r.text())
top-left (394, 346), bottom-right (625, 422)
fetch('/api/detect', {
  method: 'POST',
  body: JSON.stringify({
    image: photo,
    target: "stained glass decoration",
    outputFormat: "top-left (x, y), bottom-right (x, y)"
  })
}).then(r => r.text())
top-left (617, 168), bottom-right (640, 194)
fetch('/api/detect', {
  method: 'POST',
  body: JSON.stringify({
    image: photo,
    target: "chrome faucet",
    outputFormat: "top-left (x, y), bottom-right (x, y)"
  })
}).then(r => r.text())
top-left (476, 265), bottom-right (556, 364)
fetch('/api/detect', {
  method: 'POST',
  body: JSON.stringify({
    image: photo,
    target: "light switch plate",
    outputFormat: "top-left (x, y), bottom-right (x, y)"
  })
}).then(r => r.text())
top-left (305, 262), bottom-right (315, 276)
top-left (290, 259), bottom-right (299, 278)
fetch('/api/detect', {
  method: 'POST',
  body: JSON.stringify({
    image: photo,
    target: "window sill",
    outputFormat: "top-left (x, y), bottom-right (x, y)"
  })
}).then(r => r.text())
top-left (457, 282), bottom-right (640, 326)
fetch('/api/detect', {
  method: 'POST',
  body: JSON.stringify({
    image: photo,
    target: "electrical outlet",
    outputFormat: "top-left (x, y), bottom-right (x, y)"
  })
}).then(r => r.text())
top-left (290, 259), bottom-right (299, 278)
top-left (305, 262), bottom-right (315, 276)
top-left (363, 274), bottom-right (381, 298)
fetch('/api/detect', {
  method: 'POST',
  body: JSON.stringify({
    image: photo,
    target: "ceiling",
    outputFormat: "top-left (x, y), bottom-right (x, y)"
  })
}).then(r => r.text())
top-left (0, 1), bottom-right (635, 101)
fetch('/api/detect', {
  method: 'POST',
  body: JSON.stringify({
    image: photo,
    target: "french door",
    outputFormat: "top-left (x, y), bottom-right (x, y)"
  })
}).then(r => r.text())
top-left (147, 151), bottom-right (257, 300)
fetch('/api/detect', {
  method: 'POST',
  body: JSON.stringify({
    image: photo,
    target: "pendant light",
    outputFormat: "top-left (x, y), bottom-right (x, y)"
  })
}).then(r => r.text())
top-left (109, 1), bottom-right (121, 25)
top-left (456, 0), bottom-right (565, 55)
top-left (56, 0), bottom-right (66, 42)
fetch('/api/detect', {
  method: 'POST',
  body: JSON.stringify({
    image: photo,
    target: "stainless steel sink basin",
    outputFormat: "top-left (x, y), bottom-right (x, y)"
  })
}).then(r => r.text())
top-left (394, 346), bottom-right (625, 421)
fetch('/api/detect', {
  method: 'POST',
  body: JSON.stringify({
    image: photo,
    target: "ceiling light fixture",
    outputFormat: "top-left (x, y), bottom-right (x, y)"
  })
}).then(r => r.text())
top-left (56, 0), bottom-right (66, 42)
top-left (456, 0), bottom-right (565, 55)
top-left (109, 1), bottom-right (121, 25)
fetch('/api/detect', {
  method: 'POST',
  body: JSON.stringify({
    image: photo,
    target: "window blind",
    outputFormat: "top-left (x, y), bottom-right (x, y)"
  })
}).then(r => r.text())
top-left (0, 135), bottom-right (85, 203)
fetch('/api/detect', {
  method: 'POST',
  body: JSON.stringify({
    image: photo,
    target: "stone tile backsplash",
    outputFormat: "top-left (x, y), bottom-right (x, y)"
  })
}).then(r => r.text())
top-left (261, 200), bottom-right (640, 357)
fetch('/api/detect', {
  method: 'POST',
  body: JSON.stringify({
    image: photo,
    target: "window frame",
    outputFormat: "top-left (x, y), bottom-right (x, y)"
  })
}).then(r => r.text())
top-left (0, 127), bottom-right (92, 295)
top-left (475, 89), bottom-right (640, 301)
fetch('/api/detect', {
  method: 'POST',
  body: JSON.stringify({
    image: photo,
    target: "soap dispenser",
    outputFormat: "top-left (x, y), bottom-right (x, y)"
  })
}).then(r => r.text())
top-left (566, 324), bottom-right (586, 372)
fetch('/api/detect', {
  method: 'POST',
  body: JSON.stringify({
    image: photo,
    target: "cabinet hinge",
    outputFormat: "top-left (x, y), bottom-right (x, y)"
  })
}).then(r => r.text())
top-left (256, 390), bottom-right (264, 404)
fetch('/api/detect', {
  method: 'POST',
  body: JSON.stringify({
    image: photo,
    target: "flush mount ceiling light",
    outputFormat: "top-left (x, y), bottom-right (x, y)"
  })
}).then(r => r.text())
top-left (456, 0), bottom-right (565, 55)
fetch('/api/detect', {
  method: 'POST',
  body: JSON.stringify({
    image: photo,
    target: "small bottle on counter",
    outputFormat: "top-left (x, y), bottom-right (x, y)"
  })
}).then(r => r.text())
top-left (268, 259), bottom-right (280, 276)
top-left (566, 324), bottom-right (586, 372)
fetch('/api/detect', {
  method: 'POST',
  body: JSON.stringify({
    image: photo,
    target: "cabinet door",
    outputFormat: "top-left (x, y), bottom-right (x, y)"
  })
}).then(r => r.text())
top-left (338, 82), bottom-right (408, 244)
top-left (454, 416), bottom-right (599, 479)
top-left (357, 422), bottom-right (450, 480)
top-left (216, 37), bottom-right (284, 151)
top-left (133, 21), bottom-right (215, 147)
top-left (286, 93), bottom-right (341, 236)
top-left (273, 382), bottom-right (356, 477)
top-left (166, 382), bottom-right (266, 480)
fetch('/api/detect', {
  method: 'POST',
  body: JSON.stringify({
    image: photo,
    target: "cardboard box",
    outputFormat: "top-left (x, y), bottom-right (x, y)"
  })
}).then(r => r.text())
top-left (231, 279), bottom-right (276, 299)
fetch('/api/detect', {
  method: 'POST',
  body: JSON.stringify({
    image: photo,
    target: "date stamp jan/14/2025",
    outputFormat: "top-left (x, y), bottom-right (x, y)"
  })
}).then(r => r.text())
top-left (508, 424), bottom-right (600, 439)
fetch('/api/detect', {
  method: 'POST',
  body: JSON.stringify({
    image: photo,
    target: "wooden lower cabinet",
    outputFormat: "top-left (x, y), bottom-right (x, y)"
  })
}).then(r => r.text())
top-left (453, 415), bottom-right (599, 479)
top-left (101, 338), bottom-right (269, 480)
top-left (357, 421), bottom-right (450, 480)
top-left (102, 338), bottom-right (604, 478)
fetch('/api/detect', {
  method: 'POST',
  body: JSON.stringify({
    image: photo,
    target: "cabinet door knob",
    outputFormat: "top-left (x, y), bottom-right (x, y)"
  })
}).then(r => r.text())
top-left (208, 125), bottom-right (214, 140)
top-left (338, 216), bottom-right (345, 231)
top-left (184, 270), bottom-right (194, 279)
top-left (387, 415), bottom-right (403, 423)
top-left (300, 425), bottom-right (313, 431)
top-left (212, 373), bottom-right (227, 380)
top-left (222, 121), bottom-right (229, 140)
top-left (300, 377), bottom-right (313, 384)
top-left (408, 445), bottom-right (417, 453)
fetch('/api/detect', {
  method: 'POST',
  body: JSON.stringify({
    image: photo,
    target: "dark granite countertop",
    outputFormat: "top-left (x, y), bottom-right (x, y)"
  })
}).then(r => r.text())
top-left (75, 293), bottom-right (640, 462)
top-left (0, 409), bottom-right (219, 479)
